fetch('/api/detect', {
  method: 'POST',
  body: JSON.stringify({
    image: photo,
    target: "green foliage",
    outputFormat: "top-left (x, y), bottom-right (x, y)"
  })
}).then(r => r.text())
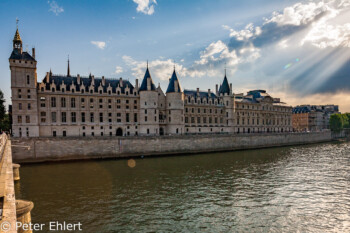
top-left (329, 113), bottom-right (350, 132)
top-left (0, 89), bottom-right (10, 132)
top-left (0, 89), bottom-right (5, 121)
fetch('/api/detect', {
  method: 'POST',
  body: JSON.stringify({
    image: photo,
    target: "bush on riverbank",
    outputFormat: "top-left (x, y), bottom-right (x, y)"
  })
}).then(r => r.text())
top-left (330, 113), bottom-right (350, 132)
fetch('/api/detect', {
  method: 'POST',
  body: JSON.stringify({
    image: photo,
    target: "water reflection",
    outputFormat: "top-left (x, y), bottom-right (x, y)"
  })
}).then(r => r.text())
top-left (16, 142), bottom-right (350, 232)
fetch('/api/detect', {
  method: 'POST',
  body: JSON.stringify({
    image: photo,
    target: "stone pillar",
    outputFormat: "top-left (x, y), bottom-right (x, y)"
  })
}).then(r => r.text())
top-left (16, 200), bottom-right (34, 233)
top-left (13, 164), bottom-right (20, 181)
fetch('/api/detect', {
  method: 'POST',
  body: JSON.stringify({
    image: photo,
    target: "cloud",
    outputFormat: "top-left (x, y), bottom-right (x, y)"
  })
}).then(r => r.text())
top-left (133, 0), bottom-right (157, 15)
top-left (91, 41), bottom-right (106, 50)
top-left (48, 1), bottom-right (64, 16)
top-left (123, 56), bottom-right (185, 81)
top-left (115, 66), bottom-right (123, 74)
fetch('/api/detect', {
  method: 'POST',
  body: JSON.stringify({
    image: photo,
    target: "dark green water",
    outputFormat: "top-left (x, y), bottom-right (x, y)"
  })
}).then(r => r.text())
top-left (15, 142), bottom-right (350, 232)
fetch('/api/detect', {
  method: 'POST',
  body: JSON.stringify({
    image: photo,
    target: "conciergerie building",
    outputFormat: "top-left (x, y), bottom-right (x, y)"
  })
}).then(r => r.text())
top-left (9, 27), bottom-right (293, 138)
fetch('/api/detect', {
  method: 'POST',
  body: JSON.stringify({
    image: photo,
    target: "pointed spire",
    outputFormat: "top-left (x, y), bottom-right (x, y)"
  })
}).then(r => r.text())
top-left (67, 55), bottom-right (70, 77)
top-left (139, 63), bottom-right (156, 91)
top-left (224, 62), bottom-right (227, 77)
top-left (13, 18), bottom-right (22, 52)
top-left (49, 68), bottom-right (52, 77)
top-left (218, 68), bottom-right (230, 95)
top-left (166, 69), bottom-right (182, 93)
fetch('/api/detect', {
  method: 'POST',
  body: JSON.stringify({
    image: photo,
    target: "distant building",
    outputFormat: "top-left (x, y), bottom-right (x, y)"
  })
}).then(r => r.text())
top-left (292, 105), bottom-right (339, 132)
top-left (9, 27), bottom-right (293, 138)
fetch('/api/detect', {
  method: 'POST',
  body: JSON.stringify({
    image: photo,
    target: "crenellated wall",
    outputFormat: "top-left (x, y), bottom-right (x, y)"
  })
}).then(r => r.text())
top-left (12, 132), bottom-right (332, 163)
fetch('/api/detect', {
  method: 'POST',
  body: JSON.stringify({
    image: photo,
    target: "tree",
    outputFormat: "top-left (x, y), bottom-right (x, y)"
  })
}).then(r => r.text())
top-left (0, 89), bottom-right (10, 132)
top-left (0, 89), bottom-right (5, 122)
top-left (329, 114), bottom-right (344, 132)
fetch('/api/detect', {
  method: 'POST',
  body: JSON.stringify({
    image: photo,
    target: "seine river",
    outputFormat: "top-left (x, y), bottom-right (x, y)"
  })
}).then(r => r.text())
top-left (16, 142), bottom-right (350, 232)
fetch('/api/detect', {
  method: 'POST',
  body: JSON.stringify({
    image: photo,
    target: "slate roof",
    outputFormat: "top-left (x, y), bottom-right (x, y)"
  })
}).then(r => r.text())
top-left (139, 67), bottom-right (156, 91)
top-left (42, 74), bottom-right (135, 94)
top-left (9, 50), bottom-right (36, 61)
top-left (166, 70), bottom-right (182, 93)
top-left (184, 90), bottom-right (217, 100)
top-left (293, 106), bottom-right (311, 113)
top-left (218, 75), bottom-right (230, 95)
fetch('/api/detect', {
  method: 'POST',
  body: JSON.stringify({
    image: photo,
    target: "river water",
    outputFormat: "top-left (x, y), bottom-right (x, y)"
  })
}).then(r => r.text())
top-left (15, 142), bottom-right (350, 232)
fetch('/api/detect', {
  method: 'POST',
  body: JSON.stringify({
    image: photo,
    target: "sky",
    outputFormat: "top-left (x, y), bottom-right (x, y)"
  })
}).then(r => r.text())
top-left (0, 0), bottom-right (350, 111)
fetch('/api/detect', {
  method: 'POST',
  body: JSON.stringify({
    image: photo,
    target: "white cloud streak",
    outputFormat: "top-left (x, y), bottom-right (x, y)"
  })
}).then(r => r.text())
top-left (48, 1), bottom-right (64, 16)
top-left (115, 66), bottom-right (123, 74)
top-left (133, 0), bottom-right (157, 15)
top-left (91, 41), bottom-right (106, 50)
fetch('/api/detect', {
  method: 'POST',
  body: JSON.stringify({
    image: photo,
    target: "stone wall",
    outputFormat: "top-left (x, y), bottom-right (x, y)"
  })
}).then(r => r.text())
top-left (12, 131), bottom-right (332, 163)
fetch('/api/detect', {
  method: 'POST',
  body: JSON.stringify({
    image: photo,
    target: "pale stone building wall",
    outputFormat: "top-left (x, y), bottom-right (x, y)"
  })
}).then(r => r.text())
top-left (9, 28), bottom-right (293, 139)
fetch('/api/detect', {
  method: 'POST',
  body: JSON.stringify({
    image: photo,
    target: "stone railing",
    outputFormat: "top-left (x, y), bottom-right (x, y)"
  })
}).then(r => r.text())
top-left (0, 134), bottom-right (34, 233)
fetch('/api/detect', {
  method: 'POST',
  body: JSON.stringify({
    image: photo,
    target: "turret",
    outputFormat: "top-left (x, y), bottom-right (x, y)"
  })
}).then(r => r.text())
top-left (9, 24), bottom-right (39, 137)
top-left (165, 69), bottom-right (184, 135)
top-left (139, 64), bottom-right (159, 136)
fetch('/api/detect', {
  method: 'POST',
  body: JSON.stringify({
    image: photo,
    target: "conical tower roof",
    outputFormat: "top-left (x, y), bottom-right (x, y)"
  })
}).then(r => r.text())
top-left (13, 28), bottom-right (22, 42)
top-left (139, 66), bottom-right (156, 91)
top-left (166, 69), bottom-right (182, 93)
top-left (218, 74), bottom-right (230, 95)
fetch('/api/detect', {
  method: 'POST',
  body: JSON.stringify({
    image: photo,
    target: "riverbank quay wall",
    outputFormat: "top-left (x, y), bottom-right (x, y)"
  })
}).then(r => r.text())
top-left (12, 131), bottom-right (332, 163)
top-left (0, 135), bottom-right (17, 233)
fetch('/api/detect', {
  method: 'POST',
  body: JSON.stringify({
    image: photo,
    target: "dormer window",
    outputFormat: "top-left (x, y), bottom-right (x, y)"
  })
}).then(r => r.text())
top-left (52, 88), bottom-right (55, 92)
top-left (99, 90), bottom-right (102, 94)
top-left (81, 89), bottom-right (84, 93)
top-left (90, 90), bottom-right (93, 94)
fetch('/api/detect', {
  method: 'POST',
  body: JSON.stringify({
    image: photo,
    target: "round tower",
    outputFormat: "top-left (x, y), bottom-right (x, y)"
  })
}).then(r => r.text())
top-left (139, 65), bottom-right (159, 136)
top-left (165, 69), bottom-right (184, 135)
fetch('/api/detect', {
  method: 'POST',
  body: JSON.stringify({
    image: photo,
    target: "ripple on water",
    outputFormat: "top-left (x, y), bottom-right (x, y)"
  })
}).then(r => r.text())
top-left (16, 141), bottom-right (350, 232)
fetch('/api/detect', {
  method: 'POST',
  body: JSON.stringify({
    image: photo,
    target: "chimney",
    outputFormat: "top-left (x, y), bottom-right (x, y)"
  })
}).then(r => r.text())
top-left (208, 89), bottom-right (211, 96)
top-left (135, 79), bottom-right (139, 89)
top-left (175, 80), bottom-right (178, 92)
top-left (147, 78), bottom-right (151, 91)
top-left (230, 83), bottom-right (233, 95)
top-left (91, 75), bottom-right (95, 85)
top-left (45, 72), bottom-right (50, 83)
top-left (119, 77), bottom-right (123, 87)
top-left (32, 47), bottom-right (35, 59)
top-left (196, 88), bottom-right (199, 94)
top-left (216, 84), bottom-right (218, 95)
top-left (77, 74), bottom-right (81, 85)
top-left (102, 76), bottom-right (105, 86)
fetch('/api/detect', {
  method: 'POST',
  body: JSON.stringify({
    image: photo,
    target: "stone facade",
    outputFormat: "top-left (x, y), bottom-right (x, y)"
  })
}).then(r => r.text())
top-left (292, 105), bottom-right (339, 132)
top-left (10, 28), bottom-right (293, 138)
top-left (11, 132), bottom-right (332, 163)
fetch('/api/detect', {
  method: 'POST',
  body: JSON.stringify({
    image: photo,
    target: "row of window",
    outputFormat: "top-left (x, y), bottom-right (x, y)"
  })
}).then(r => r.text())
top-left (43, 86), bottom-right (137, 96)
top-left (236, 118), bottom-right (291, 126)
top-left (40, 112), bottom-right (139, 124)
top-left (44, 97), bottom-right (138, 109)
top-left (185, 107), bottom-right (224, 114)
top-left (17, 89), bottom-right (31, 99)
top-left (185, 116), bottom-right (224, 124)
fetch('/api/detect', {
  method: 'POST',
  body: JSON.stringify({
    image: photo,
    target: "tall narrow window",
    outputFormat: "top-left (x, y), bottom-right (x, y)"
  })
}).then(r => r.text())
top-left (61, 97), bottom-right (66, 108)
top-left (25, 115), bottom-right (30, 123)
top-left (99, 113), bottom-right (103, 123)
top-left (81, 112), bottom-right (85, 123)
top-left (71, 98), bottom-right (76, 108)
top-left (51, 97), bottom-right (56, 107)
top-left (90, 113), bottom-right (94, 122)
top-left (51, 112), bottom-right (57, 123)
top-left (71, 112), bottom-right (76, 123)
top-left (61, 112), bottom-right (67, 123)
top-left (18, 116), bottom-right (22, 123)
top-left (27, 75), bottom-right (30, 85)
